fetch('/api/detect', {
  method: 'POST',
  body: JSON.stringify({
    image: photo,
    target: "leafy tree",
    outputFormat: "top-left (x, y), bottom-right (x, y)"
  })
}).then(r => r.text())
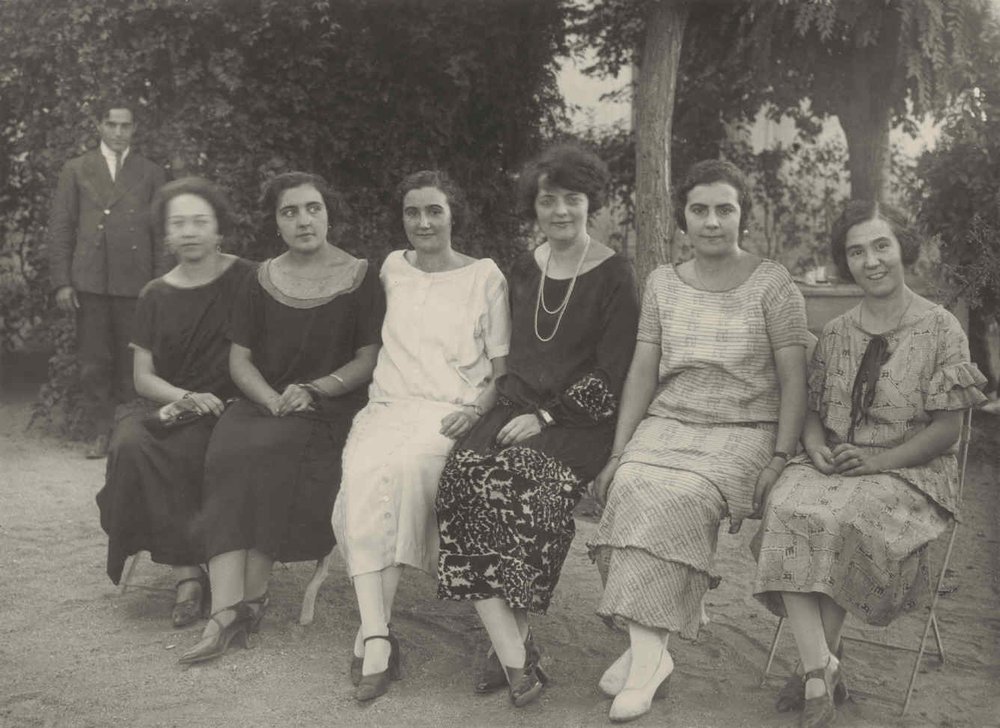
top-left (739, 0), bottom-right (990, 202)
top-left (916, 17), bottom-right (1000, 391)
top-left (0, 0), bottom-right (571, 433)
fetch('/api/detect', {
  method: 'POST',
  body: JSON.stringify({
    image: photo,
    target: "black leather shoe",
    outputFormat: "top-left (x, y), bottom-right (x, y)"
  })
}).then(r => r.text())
top-left (171, 571), bottom-right (209, 629)
top-left (178, 603), bottom-right (252, 665)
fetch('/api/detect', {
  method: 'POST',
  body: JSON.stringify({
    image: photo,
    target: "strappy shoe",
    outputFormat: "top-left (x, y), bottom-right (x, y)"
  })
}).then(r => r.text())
top-left (245, 592), bottom-right (269, 634)
top-left (177, 602), bottom-right (252, 665)
top-left (354, 634), bottom-right (402, 702)
top-left (349, 653), bottom-right (364, 687)
top-left (800, 657), bottom-right (840, 728)
top-left (171, 571), bottom-right (209, 629)
top-left (608, 647), bottom-right (674, 723)
top-left (778, 648), bottom-right (849, 713)
top-left (505, 662), bottom-right (547, 708)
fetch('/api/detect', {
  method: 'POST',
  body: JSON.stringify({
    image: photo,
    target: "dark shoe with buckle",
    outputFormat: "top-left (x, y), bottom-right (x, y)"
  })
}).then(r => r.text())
top-left (171, 571), bottom-right (209, 629)
top-left (245, 592), bottom-right (269, 634)
top-left (474, 645), bottom-right (506, 693)
top-left (354, 634), bottom-right (402, 702)
top-left (178, 602), bottom-right (252, 665)
top-left (505, 661), bottom-right (547, 708)
top-left (799, 658), bottom-right (839, 728)
top-left (85, 434), bottom-right (110, 459)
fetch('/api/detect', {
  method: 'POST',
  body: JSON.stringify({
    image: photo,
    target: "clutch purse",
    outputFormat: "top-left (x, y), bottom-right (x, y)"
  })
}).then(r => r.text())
top-left (141, 399), bottom-right (203, 437)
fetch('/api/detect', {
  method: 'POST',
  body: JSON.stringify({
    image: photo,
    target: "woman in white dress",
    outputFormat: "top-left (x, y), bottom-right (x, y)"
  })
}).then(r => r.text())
top-left (332, 170), bottom-right (511, 702)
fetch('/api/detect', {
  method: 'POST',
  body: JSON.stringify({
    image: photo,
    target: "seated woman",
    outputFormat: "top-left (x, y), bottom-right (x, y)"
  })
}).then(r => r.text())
top-left (179, 172), bottom-right (385, 664)
top-left (332, 170), bottom-right (511, 702)
top-left (588, 159), bottom-right (810, 723)
top-left (751, 200), bottom-right (985, 728)
top-left (435, 144), bottom-right (640, 708)
top-left (97, 177), bottom-right (254, 627)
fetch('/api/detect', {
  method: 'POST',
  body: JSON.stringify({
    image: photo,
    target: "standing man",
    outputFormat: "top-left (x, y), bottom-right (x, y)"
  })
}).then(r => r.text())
top-left (48, 98), bottom-right (168, 458)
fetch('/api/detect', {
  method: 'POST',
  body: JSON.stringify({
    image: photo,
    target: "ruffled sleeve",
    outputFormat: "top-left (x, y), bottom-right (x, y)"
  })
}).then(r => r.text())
top-left (924, 310), bottom-right (988, 411)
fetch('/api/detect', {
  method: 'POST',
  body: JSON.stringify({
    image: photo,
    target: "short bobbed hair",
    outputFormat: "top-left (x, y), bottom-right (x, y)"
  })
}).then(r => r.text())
top-left (260, 171), bottom-right (347, 241)
top-left (151, 176), bottom-right (233, 240)
top-left (674, 159), bottom-right (753, 235)
top-left (397, 170), bottom-right (469, 233)
top-left (830, 200), bottom-right (922, 280)
top-left (516, 143), bottom-right (610, 219)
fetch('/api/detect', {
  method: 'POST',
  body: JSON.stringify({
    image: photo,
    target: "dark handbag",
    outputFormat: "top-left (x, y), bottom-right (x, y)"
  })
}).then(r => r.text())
top-left (141, 399), bottom-right (203, 438)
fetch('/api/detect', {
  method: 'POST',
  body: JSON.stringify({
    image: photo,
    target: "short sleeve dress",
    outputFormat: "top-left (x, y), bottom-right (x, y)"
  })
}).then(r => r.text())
top-left (435, 253), bottom-right (640, 613)
top-left (588, 261), bottom-right (811, 638)
top-left (752, 305), bottom-right (986, 625)
top-left (332, 251), bottom-right (510, 577)
top-left (96, 257), bottom-right (256, 583)
top-left (199, 257), bottom-right (385, 563)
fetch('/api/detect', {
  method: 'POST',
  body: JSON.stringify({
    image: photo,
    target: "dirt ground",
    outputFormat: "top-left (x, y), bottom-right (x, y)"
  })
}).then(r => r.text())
top-left (2, 380), bottom-right (998, 728)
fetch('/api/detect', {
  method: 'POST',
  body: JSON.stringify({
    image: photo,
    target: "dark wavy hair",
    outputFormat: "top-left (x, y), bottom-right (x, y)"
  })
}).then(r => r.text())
top-left (516, 143), bottom-right (610, 219)
top-left (260, 171), bottom-right (348, 242)
top-left (397, 170), bottom-right (469, 233)
top-left (830, 200), bottom-right (922, 280)
top-left (92, 96), bottom-right (137, 123)
top-left (151, 176), bottom-right (233, 241)
top-left (674, 159), bottom-right (753, 237)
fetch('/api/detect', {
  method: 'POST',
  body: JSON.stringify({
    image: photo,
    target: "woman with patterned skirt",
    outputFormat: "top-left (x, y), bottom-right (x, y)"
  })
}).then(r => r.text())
top-left (588, 160), bottom-right (811, 722)
top-left (333, 170), bottom-right (511, 702)
top-left (751, 200), bottom-right (985, 728)
top-left (97, 177), bottom-right (254, 627)
top-left (179, 172), bottom-right (384, 665)
top-left (435, 144), bottom-right (639, 707)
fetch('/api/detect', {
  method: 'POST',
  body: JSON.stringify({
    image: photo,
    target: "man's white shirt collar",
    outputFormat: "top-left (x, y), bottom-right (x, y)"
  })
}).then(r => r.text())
top-left (99, 141), bottom-right (130, 181)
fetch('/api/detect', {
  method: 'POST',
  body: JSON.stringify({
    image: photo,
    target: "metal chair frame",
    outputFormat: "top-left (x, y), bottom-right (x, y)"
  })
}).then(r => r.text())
top-left (761, 408), bottom-right (974, 716)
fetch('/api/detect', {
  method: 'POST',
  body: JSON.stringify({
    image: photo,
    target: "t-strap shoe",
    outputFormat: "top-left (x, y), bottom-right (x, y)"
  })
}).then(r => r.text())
top-left (171, 571), bottom-right (209, 629)
top-left (178, 602), bottom-right (252, 665)
top-left (354, 634), bottom-right (401, 702)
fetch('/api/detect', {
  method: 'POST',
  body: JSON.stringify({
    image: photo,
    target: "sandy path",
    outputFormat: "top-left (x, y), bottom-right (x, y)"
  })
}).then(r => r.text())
top-left (1, 392), bottom-right (998, 728)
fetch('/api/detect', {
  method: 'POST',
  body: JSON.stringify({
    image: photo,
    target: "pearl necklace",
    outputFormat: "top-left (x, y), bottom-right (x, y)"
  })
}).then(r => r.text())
top-left (533, 236), bottom-right (592, 343)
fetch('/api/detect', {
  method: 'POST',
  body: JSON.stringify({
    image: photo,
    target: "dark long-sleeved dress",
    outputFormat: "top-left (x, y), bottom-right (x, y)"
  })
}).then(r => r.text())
top-left (198, 258), bottom-right (385, 563)
top-left (97, 257), bottom-right (255, 583)
top-left (435, 253), bottom-right (639, 612)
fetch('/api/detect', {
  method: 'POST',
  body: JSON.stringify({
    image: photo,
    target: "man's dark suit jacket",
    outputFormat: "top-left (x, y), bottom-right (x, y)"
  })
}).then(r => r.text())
top-left (48, 148), bottom-right (169, 297)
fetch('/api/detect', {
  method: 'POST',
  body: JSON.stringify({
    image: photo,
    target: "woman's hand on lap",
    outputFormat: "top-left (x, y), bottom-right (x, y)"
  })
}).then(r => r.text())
top-left (184, 392), bottom-right (225, 417)
top-left (275, 384), bottom-right (313, 416)
top-left (806, 444), bottom-right (837, 475)
top-left (749, 464), bottom-right (781, 520)
top-left (495, 413), bottom-right (542, 447)
top-left (830, 443), bottom-right (882, 476)
top-left (440, 410), bottom-right (477, 439)
top-left (591, 460), bottom-right (619, 507)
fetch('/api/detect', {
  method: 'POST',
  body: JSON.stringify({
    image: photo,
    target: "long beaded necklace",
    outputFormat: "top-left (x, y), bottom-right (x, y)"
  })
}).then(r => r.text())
top-left (533, 235), bottom-right (592, 343)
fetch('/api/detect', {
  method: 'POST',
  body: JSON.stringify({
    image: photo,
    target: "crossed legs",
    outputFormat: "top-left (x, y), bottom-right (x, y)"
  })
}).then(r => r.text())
top-left (197, 548), bottom-right (274, 639)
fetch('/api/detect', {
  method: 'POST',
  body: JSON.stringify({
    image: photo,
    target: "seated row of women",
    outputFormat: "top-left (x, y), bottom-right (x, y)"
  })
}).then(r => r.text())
top-left (96, 146), bottom-right (985, 727)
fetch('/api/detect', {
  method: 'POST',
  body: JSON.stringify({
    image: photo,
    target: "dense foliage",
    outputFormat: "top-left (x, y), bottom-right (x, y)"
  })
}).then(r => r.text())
top-left (0, 0), bottom-right (571, 433)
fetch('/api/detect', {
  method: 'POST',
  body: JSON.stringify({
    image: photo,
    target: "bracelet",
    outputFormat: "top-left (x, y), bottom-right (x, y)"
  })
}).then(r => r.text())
top-left (182, 391), bottom-right (194, 400)
top-left (463, 403), bottom-right (486, 417)
top-left (608, 453), bottom-right (623, 462)
top-left (536, 408), bottom-right (555, 427)
top-left (772, 450), bottom-right (790, 462)
top-left (329, 373), bottom-right (346, 389)
top-left (534, 411), bottom-right (547, 429)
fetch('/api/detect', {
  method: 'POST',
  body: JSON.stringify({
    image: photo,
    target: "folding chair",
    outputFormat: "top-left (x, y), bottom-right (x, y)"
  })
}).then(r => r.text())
top-left (761, 407), bottom-right (974, 716)
top-left (118, 550), bottom-right (173, 595)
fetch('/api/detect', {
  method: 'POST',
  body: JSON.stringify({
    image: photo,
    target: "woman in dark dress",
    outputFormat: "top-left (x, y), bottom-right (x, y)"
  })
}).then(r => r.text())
top-left (179, 172), bottom-right (384, 665)
top-left (97, 177), bottom-right (255, 627)
top-left (435, 144), bottom-right (640, 707)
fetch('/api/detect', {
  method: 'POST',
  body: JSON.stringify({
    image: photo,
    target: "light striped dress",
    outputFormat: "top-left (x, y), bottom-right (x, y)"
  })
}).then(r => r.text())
top-left (588, 261), bottom-right (810, 638)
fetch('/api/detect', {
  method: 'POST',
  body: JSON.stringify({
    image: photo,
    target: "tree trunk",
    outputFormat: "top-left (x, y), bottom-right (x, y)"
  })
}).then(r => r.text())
top-left (634, 0), bottom-right (690, 287)
top-left (835, 6), bottom-right (901, 202)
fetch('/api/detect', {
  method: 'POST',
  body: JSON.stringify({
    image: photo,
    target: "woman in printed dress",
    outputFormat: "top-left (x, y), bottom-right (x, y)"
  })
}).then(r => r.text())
top-left (435, 144), bottom-right (640, 708)
top-left (332, 170), bottom-right (511, 702)
top-left (589, 159), bottom-right (811, 722)
top-left (751, 200), bottom-right (985, 728)
top-left (97, 177), bottom-right (254, 627)
top-left (179, 172), bottom-right (385, 665)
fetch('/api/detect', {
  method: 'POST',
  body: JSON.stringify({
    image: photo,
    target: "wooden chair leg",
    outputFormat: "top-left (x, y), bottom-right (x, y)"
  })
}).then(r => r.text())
top-left (762, 617), bottom-right (785, 686)
top-left (299, 549), bottom-right (333, 625)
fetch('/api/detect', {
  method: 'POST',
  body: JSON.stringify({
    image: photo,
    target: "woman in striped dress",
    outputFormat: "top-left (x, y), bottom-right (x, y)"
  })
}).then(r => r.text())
top-left (588, 159), bottom-right (811, 723)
